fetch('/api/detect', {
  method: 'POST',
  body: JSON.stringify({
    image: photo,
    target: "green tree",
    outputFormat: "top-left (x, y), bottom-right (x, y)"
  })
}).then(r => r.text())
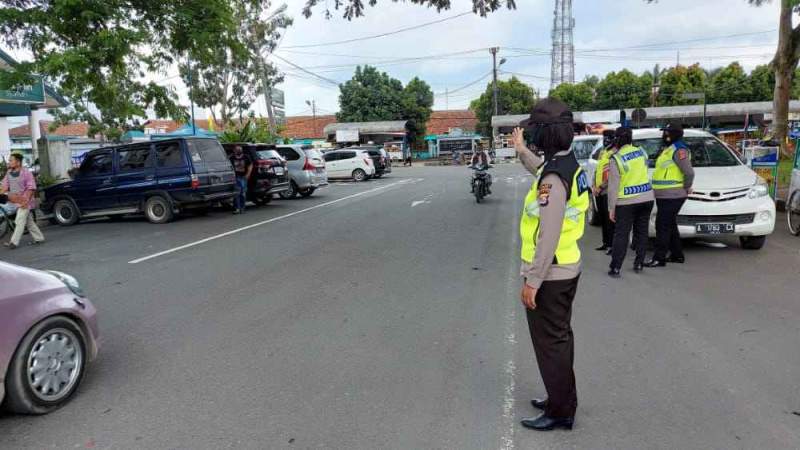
top-left (749, 64), bottom-right (776, 102)
top-left (593, 69), bottom-right (652, 110)
top-left (469, 76), bottom-right (536, 136)
top-left (550, 82), bottom-right (595, 111)
top-left (337, 66), bottom-right (406, 122)
top-left (180, 1), bottom-right (292, 126)
top-left (707, 62), bottom-right (752, 104)
top-left (0, 0), bottom-right (245, 140)
top-left (402, 77), bottom-right (434, 149)
top-left (657, 64), bottom-right (708, 106)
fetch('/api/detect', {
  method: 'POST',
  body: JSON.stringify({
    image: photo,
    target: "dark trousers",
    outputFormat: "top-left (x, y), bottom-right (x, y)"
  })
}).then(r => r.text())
top-left (595, 194), bottom-right (615, 247)
top-left (526, 276), bottom-right (580, 419)
top-left (653, 197), bottom-right (686, 261)
top-left (610, 201), bottom-right (654, 269)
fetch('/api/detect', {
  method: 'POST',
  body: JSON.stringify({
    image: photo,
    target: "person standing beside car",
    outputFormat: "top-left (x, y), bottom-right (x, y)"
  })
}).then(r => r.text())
top-left (1, 153), bottom-right (45, 249)
top-left (230, 145), bottom-right (253, 215)
top-left (607, 126), bottom-right (654, 278)
top-left (645, 123), bottom-right (694, 267)
top-left (592, 130), bottom-right (617, 254)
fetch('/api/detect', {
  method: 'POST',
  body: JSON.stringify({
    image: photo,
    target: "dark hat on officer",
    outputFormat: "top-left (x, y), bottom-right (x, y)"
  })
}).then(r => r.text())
top-left (661, 122), bottom-right (684, 140)
top-left (615, 126), bottom-right (633, 146)
top-left (519, 98), bottom-right (573, 129)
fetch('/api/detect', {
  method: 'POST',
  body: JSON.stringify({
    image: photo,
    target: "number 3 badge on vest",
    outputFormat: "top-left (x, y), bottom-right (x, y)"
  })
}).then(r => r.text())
top-left (538, 183), bottom-right (552, 206)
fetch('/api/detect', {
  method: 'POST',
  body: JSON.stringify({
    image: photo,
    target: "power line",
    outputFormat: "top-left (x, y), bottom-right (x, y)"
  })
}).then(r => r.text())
top-left (434, 71), bottom-right (493, 96)
top-left (282, 10), bottom-right (473, 49)
top-left (270, 54), bottom-right (341, 86)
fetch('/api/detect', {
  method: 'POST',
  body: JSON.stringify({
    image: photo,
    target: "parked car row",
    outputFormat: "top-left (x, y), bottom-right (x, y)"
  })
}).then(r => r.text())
top-left (40, 138), bottom-right (334, 226)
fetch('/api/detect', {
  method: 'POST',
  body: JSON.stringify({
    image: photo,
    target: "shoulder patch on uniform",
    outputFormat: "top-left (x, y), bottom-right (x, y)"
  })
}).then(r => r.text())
top-left (676, 149), bottom-right (688, 160)
top-left (538, 183), bottom-right (552, 206)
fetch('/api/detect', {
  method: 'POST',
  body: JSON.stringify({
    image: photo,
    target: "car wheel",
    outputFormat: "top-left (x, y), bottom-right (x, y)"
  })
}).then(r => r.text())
top-left (53, 199), bottom-right (80, 226)
top-left (280, 182), bottom-right (298, 199)
top-left (299, 188), bottom-right (316, 198)
top-left (144, 195), bottom-right (174, 224)
top-left (739, 235), bottom-right (766, 250)
top-left (253, 195), bottom-right (272, 206)
top-left (3, 316), bottom-right (87, 415)
top-left (352, 169), bottom-right (367, 182)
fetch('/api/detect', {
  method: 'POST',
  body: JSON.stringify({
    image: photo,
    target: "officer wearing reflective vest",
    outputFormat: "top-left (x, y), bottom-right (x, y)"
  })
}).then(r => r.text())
top-left (607, 126), bottom-right (654, 278)
top-left (514, 98), bottom-right (589, 432)
top-left (592, 130), bottom-right (617, 254)
top-left (645, 123), bottom-right (694, 267)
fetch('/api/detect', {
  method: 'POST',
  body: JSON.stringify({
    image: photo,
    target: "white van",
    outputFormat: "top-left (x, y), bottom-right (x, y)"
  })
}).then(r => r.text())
top-left (587, 129), bottom-right (775, 250)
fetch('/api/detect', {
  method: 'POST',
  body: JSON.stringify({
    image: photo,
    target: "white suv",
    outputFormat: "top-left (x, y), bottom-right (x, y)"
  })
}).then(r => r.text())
top-left (588, 129), bottom-right (775, 250)
top-left (323, 149), bottom-right (376, 181)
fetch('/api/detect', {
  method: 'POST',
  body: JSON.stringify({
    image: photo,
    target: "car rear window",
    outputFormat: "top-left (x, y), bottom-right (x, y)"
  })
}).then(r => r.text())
top-left (187, 139), bottom-right (228, 164)
top-left (635, 137), bottom-right (740, 167)
top-left (304, 149), bottom-right (323, 160)
top-left (257, 150), bottom-right (283, 160)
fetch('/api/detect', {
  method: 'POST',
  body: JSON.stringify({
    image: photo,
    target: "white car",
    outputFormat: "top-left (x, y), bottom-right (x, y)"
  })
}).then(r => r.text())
top-left (587, 129), bottom-right (775, 250)
top-left (323, 149), bottom-right (376, 181)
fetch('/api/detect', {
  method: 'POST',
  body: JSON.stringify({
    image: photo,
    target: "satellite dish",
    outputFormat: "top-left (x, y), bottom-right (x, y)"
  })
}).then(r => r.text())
top-left (632, 108), bottom-right (647, 124)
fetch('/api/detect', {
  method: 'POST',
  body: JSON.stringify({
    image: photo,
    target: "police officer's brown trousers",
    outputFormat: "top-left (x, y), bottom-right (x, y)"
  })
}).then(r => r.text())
top-left (526, 275), bottom-right (580, 419)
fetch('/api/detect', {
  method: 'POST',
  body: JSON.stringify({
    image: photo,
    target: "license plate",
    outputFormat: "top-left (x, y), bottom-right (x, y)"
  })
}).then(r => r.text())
top-left (696, 223), bottom-right (735, 234)
top-left (273, 167), bottom-right (285, 175)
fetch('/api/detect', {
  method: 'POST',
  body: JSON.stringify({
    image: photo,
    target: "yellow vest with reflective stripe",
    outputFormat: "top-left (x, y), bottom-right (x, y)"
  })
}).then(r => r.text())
top-left (612, 144), bottom-right (652, 199)
top-left (520, 165), bottom-right (590, 264)
top-left (652, 144), bottom-right (686, 190)
top-left (595, 148), bottom-right (612, 188)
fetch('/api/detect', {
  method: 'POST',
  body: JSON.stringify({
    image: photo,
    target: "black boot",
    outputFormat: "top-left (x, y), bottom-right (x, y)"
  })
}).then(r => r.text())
top-left (520, 414), bottom-right (574, 431)
top-left (530, 398), bottom-right (548, 410)
top-left (595, 245), bottom-right (609, 251)
top-left (608, 267), bottom-right (621, 278)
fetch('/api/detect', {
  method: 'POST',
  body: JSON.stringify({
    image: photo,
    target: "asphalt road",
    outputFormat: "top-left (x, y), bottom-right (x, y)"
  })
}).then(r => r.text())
top-left (1, 164), bottom-right (799, 450)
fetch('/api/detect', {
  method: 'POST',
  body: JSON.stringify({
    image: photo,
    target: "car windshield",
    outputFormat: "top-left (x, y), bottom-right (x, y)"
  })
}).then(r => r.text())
top-left (634, 136), bottom-right (741, 167)
top-left (304, 149), bottom-right (323, 159)
top-left (572, 139), bottom-right (598, 161)
top-left (257, 150), bottom-right (283, 160)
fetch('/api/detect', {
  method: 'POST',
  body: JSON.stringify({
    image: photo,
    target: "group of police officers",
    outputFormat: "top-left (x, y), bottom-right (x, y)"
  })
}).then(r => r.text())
top-left (511, 98), bottom-right (694, 431)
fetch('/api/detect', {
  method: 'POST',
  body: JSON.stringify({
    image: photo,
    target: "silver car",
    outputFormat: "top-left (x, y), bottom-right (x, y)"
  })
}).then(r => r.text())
top-left (275, 145), bottom-right (329, 198)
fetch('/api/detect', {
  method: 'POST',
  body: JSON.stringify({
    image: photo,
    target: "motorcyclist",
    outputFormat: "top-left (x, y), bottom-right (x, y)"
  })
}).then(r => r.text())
top-left (470, 149), bottom-right (493, 194)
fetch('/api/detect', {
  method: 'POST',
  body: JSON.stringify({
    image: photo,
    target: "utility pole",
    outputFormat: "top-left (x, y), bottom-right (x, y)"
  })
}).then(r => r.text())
top-left (491, 47), bottom-right (499, 117)
top-left (306, 99), bottom-right (317, 136)
top-left (262, 61), bottom-right (277, 134)
top-left (188, 56), bottom-right (196, 136)
top-left (445, 88), bottom-right (449, 111)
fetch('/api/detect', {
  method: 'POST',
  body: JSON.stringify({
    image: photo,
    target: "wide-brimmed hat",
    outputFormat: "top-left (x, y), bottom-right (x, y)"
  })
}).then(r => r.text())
top-left (519, 98), bottom-right (573, 129)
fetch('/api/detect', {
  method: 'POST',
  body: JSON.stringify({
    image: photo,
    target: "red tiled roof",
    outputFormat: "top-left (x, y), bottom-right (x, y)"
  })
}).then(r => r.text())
top-left (281, 115), bottom-right (337, 140)
top-left (9, 121), bottom-right (90, 138)
top-left (425, 110), bottom-right (478, 136)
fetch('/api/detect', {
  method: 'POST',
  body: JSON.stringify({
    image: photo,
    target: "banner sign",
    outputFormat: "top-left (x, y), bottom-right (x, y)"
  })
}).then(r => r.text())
top-left (0, 77), bottom-right (45, 104)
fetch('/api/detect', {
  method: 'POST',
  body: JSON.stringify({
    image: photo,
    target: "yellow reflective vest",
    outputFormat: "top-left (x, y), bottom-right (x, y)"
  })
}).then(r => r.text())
top-left (652, 143), bottom-right (686, 190)
top-left (520, 154), bottom-right (590, 264)
top-left (612, 144), bottom-right (652, 199)
top-left (594, 147), bottom-right (613, 188)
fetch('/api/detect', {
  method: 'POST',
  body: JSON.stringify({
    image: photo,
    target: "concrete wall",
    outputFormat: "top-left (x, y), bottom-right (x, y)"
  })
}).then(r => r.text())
top-left (39, 139), bottom-right (73, 180)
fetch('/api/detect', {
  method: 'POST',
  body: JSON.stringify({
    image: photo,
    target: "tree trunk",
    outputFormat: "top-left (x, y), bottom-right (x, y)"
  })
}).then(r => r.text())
top-left (771, 2), bottom-right (799, 160)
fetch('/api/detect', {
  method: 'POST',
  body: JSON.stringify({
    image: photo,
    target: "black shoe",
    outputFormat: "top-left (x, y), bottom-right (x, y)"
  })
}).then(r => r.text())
top-left (630, 243), bottom-right (637, 251)
top-left (233, 210), bottom-right (241, 215)
top-left (666, 255), bottom-right (685, 264)
top-left (605, 247), bottom-right (613, 255)
top-left (633, 263), bottom-right (644, 273)
top-left (644, 259), bottom-right (667, 268)
top-left (531, 398), bottom-right (548, 410)
top-left (608, 268), bottom-right (621, 278)
top-left (595, 245), bottom-right (609, 251)
top-left (520, 414), bottom-right (574, 431)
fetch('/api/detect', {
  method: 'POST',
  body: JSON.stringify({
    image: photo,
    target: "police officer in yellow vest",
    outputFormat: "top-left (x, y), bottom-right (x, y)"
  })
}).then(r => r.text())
top-left (513, 98), bottom-right (589, 431)
top-left (645, 123), bottom-right (694, 267)
top-left (607, 126), bottom-right (654, 278)
top-left (592, 130), bottom-right (617, 253)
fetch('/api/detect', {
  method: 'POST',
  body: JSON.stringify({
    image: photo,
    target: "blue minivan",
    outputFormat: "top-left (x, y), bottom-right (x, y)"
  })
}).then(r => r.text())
top-left (42, 137), bottom-right (236, 225)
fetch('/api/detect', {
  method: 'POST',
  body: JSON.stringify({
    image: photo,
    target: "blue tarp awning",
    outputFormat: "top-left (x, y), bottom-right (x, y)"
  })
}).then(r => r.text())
top-left (150, 125), bottom-right (217, 139)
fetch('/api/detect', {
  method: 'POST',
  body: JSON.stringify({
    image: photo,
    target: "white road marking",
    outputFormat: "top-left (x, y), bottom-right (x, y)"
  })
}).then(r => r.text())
top-left (411, 193), bottom-right (433, 208)
top-left (129, 179), bottom-right (417, 264)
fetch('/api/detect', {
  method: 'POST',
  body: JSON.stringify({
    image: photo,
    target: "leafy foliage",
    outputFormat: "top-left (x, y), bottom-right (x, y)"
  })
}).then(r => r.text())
top-left (593, 70), bottom-right (652, 110)
top-left (402, 77), bottom-right (434, 148)
top-left (180, 1), bottom-right (292, 126)
top-left (469, 77), bottom-right (536, 136)
top-left (301, 0), bottom-right (516, 19)
top-left (549, 82), bottom-right (595, 112)
top-left (0, 0), bottom-right (260, 140)
top-left (337, 66), bottom-right (406, 122)
top-left (217, 117), bottom-right (285, 144)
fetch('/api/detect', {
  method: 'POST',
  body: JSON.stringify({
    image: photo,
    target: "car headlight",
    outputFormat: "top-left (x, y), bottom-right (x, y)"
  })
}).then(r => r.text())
top-left (748, 180), bottom-right (769, 199)
top-left (46, 270), bottom-right (85, 297)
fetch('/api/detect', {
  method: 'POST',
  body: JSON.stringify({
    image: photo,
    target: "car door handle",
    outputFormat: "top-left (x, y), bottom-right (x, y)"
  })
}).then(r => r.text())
top-left (145, 175), bottom-right (155, 181)
top-left (101, 178), bottom-right (113, 185)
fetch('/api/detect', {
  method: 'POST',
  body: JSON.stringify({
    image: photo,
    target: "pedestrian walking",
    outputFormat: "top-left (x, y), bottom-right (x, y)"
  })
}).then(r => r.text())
top-left (514, 98), bottom-right (590, 431)
top-left (607, 127), bottom-right (654, 278)
top-left (592, 130), bottom-right (617, 254)
top-left (1, 153), bottom-right (45, 249)
top-left (229, 145), bottom-right (252, 215)
top-left (645, 123), bottom-right (694, 267)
